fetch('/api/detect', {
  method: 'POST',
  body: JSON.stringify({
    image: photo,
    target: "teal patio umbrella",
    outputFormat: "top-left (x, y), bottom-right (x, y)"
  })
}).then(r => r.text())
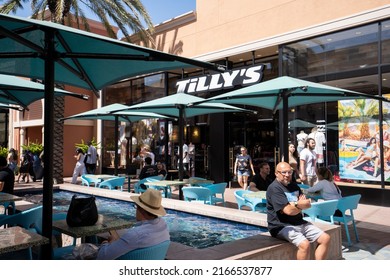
top-left (0, 74), bottom-right (88, 109)
top-left (202, 76), bottom-right (390, 162)
top-left (0, 13), bottom-right (221, 259)
top-left (62, 103), bottom-right (168, 175)
top-left (111, 92), bottom-right (250, 182)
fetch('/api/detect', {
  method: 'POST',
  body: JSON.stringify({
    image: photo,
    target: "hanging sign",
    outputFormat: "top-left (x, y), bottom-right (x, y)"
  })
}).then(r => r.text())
top-left (176, 65), bottom-right (265, 94)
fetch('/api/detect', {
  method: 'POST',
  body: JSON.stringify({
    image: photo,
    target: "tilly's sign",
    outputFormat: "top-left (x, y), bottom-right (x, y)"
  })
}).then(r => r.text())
top-left (176, 65), bottom-right (264, 94)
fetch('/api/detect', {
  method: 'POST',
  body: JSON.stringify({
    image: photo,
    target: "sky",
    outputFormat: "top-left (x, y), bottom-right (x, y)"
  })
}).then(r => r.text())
top-left (14, 0), bottom-right (196, 26)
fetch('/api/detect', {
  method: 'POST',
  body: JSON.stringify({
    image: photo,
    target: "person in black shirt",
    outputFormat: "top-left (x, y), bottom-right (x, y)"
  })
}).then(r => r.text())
top-left (266, 162), bottom-right (330, 260)
top-left (0, 156), bottom-right (15, 194)
top-left (248, 162), bottom-right (273, 191)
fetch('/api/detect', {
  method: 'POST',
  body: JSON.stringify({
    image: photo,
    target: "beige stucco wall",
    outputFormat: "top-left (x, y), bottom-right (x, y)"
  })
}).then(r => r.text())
top-left (152, 0), bottom-right (390, 58)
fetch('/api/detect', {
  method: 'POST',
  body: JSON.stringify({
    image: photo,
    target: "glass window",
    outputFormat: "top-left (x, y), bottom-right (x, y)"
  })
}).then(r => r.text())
top-left (381, 20), bottom-right (390, 64)
top-left (283, 23), bottom-right (379, 77)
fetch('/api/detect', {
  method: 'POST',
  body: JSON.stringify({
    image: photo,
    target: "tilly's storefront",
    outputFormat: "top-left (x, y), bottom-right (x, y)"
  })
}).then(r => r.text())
top-left (100, 16), bottom-right (390, 206)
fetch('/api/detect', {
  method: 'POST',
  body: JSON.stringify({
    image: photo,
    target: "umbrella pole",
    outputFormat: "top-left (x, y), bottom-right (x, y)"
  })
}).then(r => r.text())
top-left (114, 116), bottom-right (119, 176)
top-left (178, 106), bottom-right (184, 181)
top-left (282, 93), bottom-right (289, 163)
top-left (41, 30), bottom-right (55, 259)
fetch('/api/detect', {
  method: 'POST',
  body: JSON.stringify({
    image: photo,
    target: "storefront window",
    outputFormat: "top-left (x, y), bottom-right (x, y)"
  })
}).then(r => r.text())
top-left (382, 20), bottom-right (390, 64)
top-left (283, 23), bottom-right (379, 78)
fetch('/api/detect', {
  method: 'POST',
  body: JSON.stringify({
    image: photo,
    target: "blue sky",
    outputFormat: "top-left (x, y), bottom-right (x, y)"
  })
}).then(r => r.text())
top-left (15, 0), bottom-right (196, 26)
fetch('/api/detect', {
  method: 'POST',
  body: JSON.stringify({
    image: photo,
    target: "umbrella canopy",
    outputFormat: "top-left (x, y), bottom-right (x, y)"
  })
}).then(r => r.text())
top-left (0, 14), bottom-right (221, 94)
top-left (0, 13), bottom-right (222, 259)
top-left (0, 74), bottom-right (88, 109)
top-left (111, 92), bottom-right (250, 180)
top-left (203, 76), bottom-right (390, 161)
top-left (63, 103), bottom-right (169, 175)
top-left (289, 119), bottom-right (316, 129)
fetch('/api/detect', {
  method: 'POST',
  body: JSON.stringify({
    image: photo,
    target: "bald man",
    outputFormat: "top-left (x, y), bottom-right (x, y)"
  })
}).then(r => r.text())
top-left (266, 162), bottom-right (330, 260)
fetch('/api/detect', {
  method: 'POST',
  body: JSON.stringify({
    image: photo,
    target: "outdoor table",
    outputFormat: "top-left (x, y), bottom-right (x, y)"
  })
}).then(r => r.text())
top-left (0, 226), bottom-right (49, 259)
top-left (144, 180), bottom-right (189, 199)
top-left (52, 214), bottom-right (135, 242)
top-left (0, 192), bottom-right (23, 204)
top-left (242, 191), bottom-right (267, 202)
top-left (188, 178), bottom-right (214, 186)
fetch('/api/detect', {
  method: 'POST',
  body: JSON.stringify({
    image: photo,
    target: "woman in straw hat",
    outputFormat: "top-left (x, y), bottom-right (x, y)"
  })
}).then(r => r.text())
top-left (97, 189), bottom-right (170, 259)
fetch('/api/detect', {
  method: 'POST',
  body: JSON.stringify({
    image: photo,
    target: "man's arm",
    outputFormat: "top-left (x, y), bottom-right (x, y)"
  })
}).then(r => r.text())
top-left (0, 181), bottom-right (4, 192)
top-left (299, 159), bottom-right (306, 182)
top-left (281, 194), bottom-right (311, 215)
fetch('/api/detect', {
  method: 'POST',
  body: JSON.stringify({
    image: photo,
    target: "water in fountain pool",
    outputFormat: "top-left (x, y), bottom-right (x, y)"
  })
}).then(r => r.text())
top-left (24, 191), bottom-right (266, 249)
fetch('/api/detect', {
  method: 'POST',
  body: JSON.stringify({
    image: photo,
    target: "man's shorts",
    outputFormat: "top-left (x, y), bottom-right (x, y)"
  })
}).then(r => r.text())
top-left (276, 223), bottom-right (324, 247)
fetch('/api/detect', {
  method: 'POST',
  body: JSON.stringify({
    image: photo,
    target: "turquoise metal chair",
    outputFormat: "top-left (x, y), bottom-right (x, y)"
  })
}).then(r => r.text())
top-left (334, 194), bottom-right (361, 246)
top-left (81, 174), bottom-right (100, 187)
top-left (234, 190), bottom-right (266, 212)
top-left (98, 176), bottom-right (126, 191)
top-left (116, 240), bottom-right (170, 260)
top-left (134, 176), bottom-right (162, 194)
top-left (0, 205), bottom-right (43, 259)
top-left (205, 183), bottom-right (227, 206)
top-left (302, 199), bottom-right (339, 224)
top-left (182, 186), bottom-right (212, 204)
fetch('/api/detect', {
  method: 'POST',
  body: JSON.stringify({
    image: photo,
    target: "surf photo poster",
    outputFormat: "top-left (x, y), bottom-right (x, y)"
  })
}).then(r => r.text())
top-left (338, 98), bottom-right (390, 181)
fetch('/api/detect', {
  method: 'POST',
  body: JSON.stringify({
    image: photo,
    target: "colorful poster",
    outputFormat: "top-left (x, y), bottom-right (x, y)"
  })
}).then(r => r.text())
top-left (338, 98), bottom-right (390, 181)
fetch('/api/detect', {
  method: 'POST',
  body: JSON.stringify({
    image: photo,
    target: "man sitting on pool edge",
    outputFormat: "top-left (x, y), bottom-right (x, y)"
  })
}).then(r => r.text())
top-left (266, 162), bottom-right (330, 260)
top-left (96, 188), bottom-right (170, 259)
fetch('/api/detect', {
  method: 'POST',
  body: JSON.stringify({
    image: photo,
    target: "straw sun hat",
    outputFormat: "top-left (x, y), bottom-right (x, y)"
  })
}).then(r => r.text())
top-left (131, 189), bottom-right (166, 217)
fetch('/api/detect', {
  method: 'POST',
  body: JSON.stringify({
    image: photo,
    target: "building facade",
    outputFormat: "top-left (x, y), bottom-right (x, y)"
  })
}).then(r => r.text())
top-left (8, 0), bottom-right (390, 205)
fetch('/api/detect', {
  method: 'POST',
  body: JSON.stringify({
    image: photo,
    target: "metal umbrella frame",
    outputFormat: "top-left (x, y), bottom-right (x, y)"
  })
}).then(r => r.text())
top-left (62, 103), bottom-right (169, 175)
top-left (0, 13), bottom-right (223, 259)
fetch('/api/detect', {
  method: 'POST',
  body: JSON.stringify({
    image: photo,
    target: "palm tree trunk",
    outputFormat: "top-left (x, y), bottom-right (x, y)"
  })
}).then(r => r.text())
top-left (53, 96), bottom-right (64, 184)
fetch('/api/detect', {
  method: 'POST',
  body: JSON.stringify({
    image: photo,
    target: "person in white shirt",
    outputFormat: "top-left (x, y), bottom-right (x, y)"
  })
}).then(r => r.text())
top-left (299, 138), bottom-right (317, 186)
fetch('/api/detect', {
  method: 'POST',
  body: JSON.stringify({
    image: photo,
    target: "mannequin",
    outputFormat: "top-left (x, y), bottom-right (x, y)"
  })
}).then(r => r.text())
top-left (308, 127), bottom-right (326, 165)
top-left (297, 130), bottom-right (308, 154)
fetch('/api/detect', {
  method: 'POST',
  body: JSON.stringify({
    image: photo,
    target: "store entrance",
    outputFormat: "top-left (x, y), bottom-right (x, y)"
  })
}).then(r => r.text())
top-left (229, 119), bottom-right (278, 177)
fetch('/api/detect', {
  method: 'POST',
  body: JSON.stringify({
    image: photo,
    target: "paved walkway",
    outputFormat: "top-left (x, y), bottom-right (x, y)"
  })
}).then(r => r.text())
top-left (14, 178), bottom-right (390, 260)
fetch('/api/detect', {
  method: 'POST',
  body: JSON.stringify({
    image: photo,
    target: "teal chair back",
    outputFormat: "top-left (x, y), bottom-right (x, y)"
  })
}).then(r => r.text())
top-left (182, 187), bottom-right (212, 204)
top-left (302, 199), bottom-right (339, 224)
top-left (98, 176), bottom-right (126, 191)
top-left (205, 183), bottom-right (227, 206)
top-left (334, 194), bottom-right (361, 246)
top-left (134, 176), bottom-right (162, 193)
top-left (116, 240), bottom-right (170, 260)
top-left (0, 205), bottom-right (43, 259)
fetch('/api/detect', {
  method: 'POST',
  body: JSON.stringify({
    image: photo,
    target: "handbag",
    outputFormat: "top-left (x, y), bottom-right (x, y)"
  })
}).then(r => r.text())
top-left (66, 195), bottom-right (98, 227)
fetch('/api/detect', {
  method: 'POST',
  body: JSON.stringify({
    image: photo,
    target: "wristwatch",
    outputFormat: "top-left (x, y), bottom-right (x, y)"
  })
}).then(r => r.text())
top-left (294, 201), bottom-right (301, 210)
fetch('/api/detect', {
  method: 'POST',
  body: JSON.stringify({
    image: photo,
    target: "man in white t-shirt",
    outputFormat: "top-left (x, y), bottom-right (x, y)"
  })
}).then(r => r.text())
top-left (299, 138), bottom-right (317, 186)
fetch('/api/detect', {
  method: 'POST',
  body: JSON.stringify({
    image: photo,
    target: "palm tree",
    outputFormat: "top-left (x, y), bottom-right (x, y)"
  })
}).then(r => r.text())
top-left (0, 0), bottom-right (155, 45)
top-left (1, 0), bottom-right (155, 182)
